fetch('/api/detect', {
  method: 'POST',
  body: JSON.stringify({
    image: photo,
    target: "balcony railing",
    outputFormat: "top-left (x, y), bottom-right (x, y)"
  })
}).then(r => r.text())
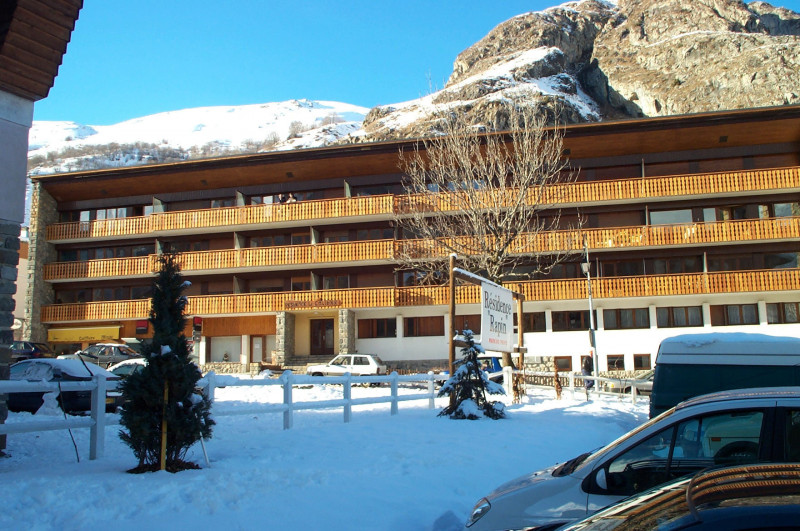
top-left (40, 268), bottom-right (800, 323)
top-left (44, 166), bottom-right (800, 242)
top-left (43, 217), bottom-right (800, 282)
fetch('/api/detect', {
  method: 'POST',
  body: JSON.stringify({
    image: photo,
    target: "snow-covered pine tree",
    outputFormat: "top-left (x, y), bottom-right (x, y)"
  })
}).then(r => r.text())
top-left (437, 329), bottom-right (506, 419)
top-left (119, 253), bottom-right (214, 472)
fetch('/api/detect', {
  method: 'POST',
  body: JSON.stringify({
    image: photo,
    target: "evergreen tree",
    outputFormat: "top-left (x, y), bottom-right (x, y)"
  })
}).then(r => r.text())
top-left (119, 253), bottom-right (214, 472)
top-left (437, 329), bottom-right (506, 420)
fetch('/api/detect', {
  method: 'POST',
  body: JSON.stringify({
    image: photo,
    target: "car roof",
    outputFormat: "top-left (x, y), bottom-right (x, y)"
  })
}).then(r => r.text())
top-left (676, 386), bottom-right (800, 412)
top-left (11, 358), bottom-right (117, 378)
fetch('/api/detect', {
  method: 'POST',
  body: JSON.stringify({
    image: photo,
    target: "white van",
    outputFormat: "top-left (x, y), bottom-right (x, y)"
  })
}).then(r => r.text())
top-left (650, 332), bottom-right (800, 417)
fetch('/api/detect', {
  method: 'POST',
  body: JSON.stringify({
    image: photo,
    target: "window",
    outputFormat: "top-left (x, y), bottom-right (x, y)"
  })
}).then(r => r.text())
top-left (291, 233), bottom-right (311, 245)
top-left (323, 231), bottom-right (349, 243)
top-left (774, 202), bottom-right (800, 217)
top-left (554, 356), bottom-right (572, 371)
top-left (517, 312), bottom-right (546, 332)
top-left (604, 308), bottom-right (650, 330)
top-left (404, 316), bottom-right (444, 337)
top-left (291, 277), bottom-right (311, 291)
top-left (358, 319), bottom-right (397, 339)
top-left (601, 260), bottom-right (643, 277)
top-left (552, 311), bottom-right (594, 332)
top-left (323, 275), bottom-right (349, 290)
top-left (356, 227), bottom-right (393, 241)
top-left (767, 302), bottom-right (800, 324)
top-left (710, 304), bottom-right (758, 326)
top-left (656, 306), bottom-right (703, 328)
top-left (650, 257), bottom-right (702, 275)
top-left (633, 354), bottom-right (651, 370)
top-left (765, 253), bottom-right (798, 270)
top-left (650, 209), bottom-right (692, 225)
top-left (607, 355), bottom-right (625, 370)
top-left (210, 198), bottom-right (235, 208)
top-left (603, 410), bottom-right (764, 496)
top-left (707, 254), bottom-right (754, 272)
top-left (456, 315), bottom-right (481, 333)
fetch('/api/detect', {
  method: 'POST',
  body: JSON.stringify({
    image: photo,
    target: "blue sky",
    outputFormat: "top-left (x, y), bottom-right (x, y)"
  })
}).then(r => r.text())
top-left (34, 0), bottom-right (800, 126)
top-left (34, 0), bottom-right (551, 125)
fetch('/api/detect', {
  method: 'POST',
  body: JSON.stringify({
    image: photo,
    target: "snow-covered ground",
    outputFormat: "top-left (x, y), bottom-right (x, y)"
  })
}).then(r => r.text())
top-left (0, 379), bottom-right (648, 531)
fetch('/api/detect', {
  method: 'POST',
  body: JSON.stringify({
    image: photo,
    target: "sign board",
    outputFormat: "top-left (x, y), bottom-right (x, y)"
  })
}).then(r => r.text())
top-left (480, 281), bottom-right (514, 352)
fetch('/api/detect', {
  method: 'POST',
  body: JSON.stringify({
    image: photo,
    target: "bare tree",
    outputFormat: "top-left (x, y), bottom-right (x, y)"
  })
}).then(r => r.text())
top-left (394, 96), bottom-right (580, 285)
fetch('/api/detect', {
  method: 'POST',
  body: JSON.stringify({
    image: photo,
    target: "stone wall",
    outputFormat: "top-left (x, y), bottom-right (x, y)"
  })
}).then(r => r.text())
top-left (273, 312), bottom-right (295, 365)
top-left (25, 182), bottom-right (58, 343)
top-left (0, 221), bottom-right (20, 453)
top-left (338, 309), bottom-right (355, 354)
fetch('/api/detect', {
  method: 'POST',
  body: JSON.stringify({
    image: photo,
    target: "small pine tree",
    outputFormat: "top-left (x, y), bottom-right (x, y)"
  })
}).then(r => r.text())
top-left (119, 253), bottom-right (214, 472)
top-left (437, 329), bottom-right (506, 420)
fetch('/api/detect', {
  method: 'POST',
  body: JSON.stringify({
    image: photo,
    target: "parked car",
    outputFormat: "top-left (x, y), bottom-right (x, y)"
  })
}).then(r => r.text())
top-left (107, 358), bottom-right (147, 379)
top-left (10, 341), bottom-right (54, 362)
top-left (306, 354), bottom-right (387, 376)
top-left (559, 463), bottom-right (800, 530)
top-left (464, 386), bottom-right (800, 531)
top-left (8, 358), bottom-right (122, 414)
top-left (58, 342), bottom-right (142, 368)
top-left (625, 369), bottom-right (654, 396)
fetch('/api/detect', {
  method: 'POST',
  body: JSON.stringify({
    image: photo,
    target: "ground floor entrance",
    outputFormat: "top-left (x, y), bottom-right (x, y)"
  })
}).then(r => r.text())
top-left (310, 318), bottom-right (335, 356)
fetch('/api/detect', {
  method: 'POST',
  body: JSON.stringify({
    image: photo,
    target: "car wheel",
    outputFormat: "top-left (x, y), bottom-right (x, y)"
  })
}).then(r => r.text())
top-left (312, 372), bottom-right (323, 377)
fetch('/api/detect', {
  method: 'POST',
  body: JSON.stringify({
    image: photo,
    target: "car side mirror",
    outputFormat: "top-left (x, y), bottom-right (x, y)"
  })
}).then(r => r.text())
top-left (595, 468), bottom-right (608, 491)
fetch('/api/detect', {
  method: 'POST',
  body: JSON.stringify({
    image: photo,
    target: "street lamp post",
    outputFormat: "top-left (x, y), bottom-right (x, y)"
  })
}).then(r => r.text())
top-left (581, 242), bottom-right (598, 378)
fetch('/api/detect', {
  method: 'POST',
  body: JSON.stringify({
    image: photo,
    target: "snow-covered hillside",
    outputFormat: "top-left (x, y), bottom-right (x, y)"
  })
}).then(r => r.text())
top-left (27, 99), bottom-right (369, 175)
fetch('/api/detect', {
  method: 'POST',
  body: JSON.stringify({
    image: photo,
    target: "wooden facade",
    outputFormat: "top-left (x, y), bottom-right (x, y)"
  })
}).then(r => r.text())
top-left (26, 106), bottom-right (800, 371)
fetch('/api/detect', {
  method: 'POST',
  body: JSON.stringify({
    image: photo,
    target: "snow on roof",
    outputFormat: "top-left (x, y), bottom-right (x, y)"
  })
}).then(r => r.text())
top-left (12, 358), bottom-right (116, 378)
top-left (658, 332), bottom-right (800, 361)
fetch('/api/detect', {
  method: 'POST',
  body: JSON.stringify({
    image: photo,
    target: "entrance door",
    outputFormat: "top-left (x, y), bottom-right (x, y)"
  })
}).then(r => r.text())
top-left (251, 336), bottom-right (265, 363)
top-left (310, 319), bottom-right (335, 356)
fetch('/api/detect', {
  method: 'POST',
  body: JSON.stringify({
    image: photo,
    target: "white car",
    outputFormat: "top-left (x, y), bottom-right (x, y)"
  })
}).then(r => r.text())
top-left (306, 354), bottom-right (387, 377)
top-left (465, 387), bottom-right (800, 531)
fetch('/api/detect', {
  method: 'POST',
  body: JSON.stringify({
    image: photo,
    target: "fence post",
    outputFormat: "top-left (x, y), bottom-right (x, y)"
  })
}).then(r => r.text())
top-left (427, 371), bottom-right (435, 409)
top-left (390, 372), bottom-right (399, 415)
top-left (343, 373), bottom-right (352, 423)
top-left (90, 373), bottom-right (107, 460)
top-left (502, 366), bottom-right (512, 399)
top-left (282, 370), bottom-right (293, 430)
top-left (569, 372), bottom-right (575, 400)
top-left (205, 371), bottom-right (216, 403)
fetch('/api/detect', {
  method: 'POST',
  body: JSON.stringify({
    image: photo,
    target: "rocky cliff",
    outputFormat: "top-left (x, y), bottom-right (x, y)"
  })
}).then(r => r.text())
top-left (359, 0), bottom-right (800, 140)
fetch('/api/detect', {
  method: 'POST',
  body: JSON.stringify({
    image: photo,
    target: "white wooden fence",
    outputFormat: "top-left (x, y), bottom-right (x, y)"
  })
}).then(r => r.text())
top-left (0, 367), bottom-right (646, 461)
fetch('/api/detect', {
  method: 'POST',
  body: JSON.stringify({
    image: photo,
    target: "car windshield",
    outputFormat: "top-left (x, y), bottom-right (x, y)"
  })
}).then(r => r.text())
top-left (330, 356), bottom-right (348, 365)
top-left (10, 362), bottom-right (55, 381)
top-left (570, 407), bottom-right (677, 474)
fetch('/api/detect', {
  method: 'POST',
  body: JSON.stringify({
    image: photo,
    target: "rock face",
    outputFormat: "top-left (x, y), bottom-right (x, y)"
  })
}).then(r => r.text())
top-left (360, 0), bottom-right (800, 140)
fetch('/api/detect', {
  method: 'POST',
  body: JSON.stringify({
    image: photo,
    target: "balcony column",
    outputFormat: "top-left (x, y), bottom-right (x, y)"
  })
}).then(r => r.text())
top-left (338, 309), bottom-right (356, 354)
top-left (757, 300), bottom-right (769, 326)
top-left (274, 312), bottom-right (295, 366)
top-left (701, 303), bottom-right (712, 327)
top-left (240, 335), bottom-right (251, 368)
top-left (25, 182), bottom-right (58, 344)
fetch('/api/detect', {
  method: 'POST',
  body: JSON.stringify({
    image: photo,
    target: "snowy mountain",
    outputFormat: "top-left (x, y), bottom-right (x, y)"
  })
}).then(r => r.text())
top-left (27, 99), bottom-right (369, 175)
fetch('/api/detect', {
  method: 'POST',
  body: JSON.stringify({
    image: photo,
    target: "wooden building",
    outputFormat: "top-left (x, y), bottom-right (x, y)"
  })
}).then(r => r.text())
top-left (26, 105), bottom-right (800, 375)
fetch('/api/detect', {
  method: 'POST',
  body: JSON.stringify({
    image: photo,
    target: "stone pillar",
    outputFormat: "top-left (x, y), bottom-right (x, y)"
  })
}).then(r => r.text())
top-left (0, 89), bottom-right (33, 454)
top-left (0, 222), bottom-right (20, 453)
top-left (338, 309), bottom-right (356, 354)
top-left (274, 312), bottom-right (295, 366)
top-left (25, 182), bottom-right (58, 342)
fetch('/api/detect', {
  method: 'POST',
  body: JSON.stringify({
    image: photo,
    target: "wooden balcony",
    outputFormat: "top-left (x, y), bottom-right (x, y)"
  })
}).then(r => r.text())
top-left (44, 166), bottom-right (800, 243)
top-left (40, 268), bottom-right (800, 323)
top-left (43, 217), bottom-right (800, 282)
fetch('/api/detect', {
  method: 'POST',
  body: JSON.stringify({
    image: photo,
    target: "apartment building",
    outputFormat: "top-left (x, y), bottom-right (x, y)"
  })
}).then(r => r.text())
top-left (26, 106), bottom-right (800, 375)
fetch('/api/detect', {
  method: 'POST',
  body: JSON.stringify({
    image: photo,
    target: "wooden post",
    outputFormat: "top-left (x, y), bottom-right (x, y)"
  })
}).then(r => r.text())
top-left (160, 380), bottom-right (169, 471)
top-left (448, 254), bottom-right (456, 376)
top-left (448, 254), bottom-right (457, 408)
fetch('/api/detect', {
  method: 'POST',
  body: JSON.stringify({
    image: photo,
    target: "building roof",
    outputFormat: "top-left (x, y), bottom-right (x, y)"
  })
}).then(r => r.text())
top-left (0, 0), bottom-right (83, 101)
top-left (32, 105), bottom-right (800, 203)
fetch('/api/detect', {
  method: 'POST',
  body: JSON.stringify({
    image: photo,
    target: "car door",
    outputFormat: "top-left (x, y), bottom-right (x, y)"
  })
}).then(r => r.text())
top-left (585, 408), bottom-right (767, 513)
top-left (352, 355), bottom-right (371, 375)
top-left (326, 355), bottom-right (351, 376)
